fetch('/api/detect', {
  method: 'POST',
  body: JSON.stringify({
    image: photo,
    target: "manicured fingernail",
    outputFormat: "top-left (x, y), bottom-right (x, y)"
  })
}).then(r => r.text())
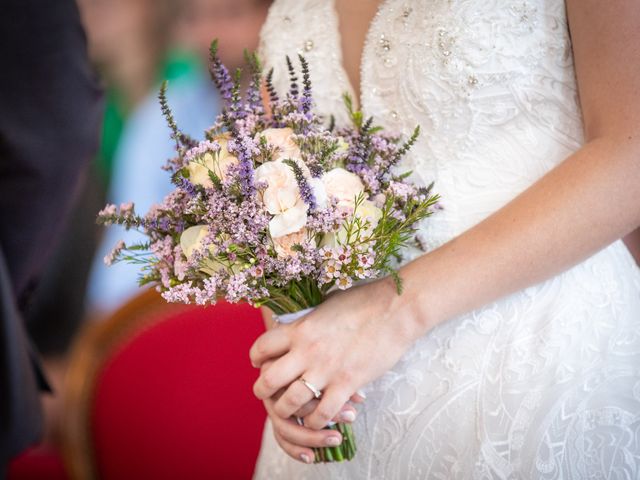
top-left (340, 410), bottom-right (356, 422)
top-left (325, 436), bottom-right (341, 447)
top-left (300, 453), bottom-right (311, 464)
top-left (356, 389), bottom-right (367, 399)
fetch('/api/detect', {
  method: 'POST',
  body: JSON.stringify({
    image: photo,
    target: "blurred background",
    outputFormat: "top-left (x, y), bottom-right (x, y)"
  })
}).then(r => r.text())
top-left (9, 0), bottom-right (271, 478)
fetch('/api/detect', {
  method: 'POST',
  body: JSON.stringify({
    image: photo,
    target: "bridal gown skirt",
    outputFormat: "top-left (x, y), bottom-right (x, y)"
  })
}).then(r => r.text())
top-left (253, 242), bottom-right (640, 479)
top-left (254, 0), bottom-right (640, 477)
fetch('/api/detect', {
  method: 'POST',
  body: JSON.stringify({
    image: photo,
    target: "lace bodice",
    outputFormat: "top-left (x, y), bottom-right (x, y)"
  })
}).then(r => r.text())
top-left (255, 2), bottom-right (640, 478)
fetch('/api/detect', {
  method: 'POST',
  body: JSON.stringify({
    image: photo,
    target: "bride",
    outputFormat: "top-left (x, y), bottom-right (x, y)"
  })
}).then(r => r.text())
top-left (250, 0), bottom-right (640, 478)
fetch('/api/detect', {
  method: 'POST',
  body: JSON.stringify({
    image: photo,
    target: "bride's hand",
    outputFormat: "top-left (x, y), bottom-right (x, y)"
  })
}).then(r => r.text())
top-left (258, 360), bottom-right (364, 463)
top-left (250, 277), bottom-right (424, 431)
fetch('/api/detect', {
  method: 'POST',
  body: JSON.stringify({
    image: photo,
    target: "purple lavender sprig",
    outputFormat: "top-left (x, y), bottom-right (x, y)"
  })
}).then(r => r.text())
top-left (285, 56), bottom-right (299, 100)
top-left (209, 39), bottom-right (234, 105)
top-left (265, 68), bottom-right (279, 107)
top-left (283, 159), bottom-right (316, 210)
top-left (244, 49), bottom-right (264, 117)
top-left (227, 136), bottom-right (256, 197)
top-left (158, 81), bottom-right (197, 158)
top-left (298, 54), bottom-right (313, 116)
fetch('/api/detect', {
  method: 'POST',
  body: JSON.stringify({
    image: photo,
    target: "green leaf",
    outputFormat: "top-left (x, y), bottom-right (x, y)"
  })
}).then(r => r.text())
top-left (208, 170), bottom-right (223, 189)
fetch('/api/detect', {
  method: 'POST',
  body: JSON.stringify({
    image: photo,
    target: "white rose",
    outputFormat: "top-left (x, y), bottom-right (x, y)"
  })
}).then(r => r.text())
top-left (255, 161), bottom-right (308, 238)
top-left (322, 168), bottom-right (365, 209)
top-left (180, 225), bottom-right (209, 259)
top-left (187, 137), bottom-right (238, 188)
top-left (308, 176), bottom-right (328, 209)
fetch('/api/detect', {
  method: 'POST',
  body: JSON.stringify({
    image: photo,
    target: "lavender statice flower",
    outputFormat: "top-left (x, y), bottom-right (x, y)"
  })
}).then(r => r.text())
top-left (194, 277), bottom-right (219, 305)
top-left (388, 181), bottom-right (417, 201)
top-left (162, 282), bottom-right (198, 303)
top-left (104, 240), bottom-right (125, 266)
top-left (184, 140), bottom-right (221, 163)
top-left (97, 204), bottom-right (118, 225)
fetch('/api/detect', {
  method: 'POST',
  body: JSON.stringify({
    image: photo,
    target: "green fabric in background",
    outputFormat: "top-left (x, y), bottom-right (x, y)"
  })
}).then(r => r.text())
top-left (94, 48), bottom-right (202, 188)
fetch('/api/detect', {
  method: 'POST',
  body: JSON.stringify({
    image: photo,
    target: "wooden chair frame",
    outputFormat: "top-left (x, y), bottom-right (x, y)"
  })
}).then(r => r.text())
top-left (59, 289), bottom-right (190, 480)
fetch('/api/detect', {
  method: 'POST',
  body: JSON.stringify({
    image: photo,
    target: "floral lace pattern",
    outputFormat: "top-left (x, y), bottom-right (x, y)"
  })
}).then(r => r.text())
top-left (255, 1), bottom-right (640, 478)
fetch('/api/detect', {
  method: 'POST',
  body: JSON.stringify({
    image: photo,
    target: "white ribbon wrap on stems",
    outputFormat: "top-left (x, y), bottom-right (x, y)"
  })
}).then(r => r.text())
top-left (273, 306), bottom-right (316, 324)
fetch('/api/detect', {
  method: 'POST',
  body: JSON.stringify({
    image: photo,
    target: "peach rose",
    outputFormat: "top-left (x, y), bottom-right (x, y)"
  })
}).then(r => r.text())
top-left (258, 127), bottom-right (301, 161)
top-left (273, 229), bottom-right (308, 257)
top-left (255, 161), bottom-right (308, 238)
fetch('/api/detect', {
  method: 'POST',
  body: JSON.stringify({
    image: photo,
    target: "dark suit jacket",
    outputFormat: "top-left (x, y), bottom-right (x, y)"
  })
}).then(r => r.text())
top-left (0, 0), bottom-right (103, 470)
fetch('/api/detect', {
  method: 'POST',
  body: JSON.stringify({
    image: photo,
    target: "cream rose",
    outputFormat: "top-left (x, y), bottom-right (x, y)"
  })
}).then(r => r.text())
top-left (180, 225), bottom-right (209, 259)
top-left (321, 199), bottom-right (382, 249)
top-left (255, 161), bottom-right (308, 238)
top-left (322, 168), bottom-right (365, 209)
top-left (357, 199), bottom-right (383, 226)
top-left (179, 226), bottom-right (231, 275)
top-left (187, 137), bottom-right (238, 188)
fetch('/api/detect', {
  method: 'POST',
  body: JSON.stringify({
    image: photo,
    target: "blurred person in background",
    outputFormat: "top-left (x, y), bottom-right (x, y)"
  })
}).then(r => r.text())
top-left (21, 0), bottom-right (186, 450)
top-left (0, 0), bottom-right (102, 472)
top-left (87, 0), bottom-right (271, 316)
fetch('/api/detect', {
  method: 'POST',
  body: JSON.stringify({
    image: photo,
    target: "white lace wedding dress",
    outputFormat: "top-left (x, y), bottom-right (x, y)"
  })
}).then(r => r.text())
top-left (254, 1), bottom-right (640, 478)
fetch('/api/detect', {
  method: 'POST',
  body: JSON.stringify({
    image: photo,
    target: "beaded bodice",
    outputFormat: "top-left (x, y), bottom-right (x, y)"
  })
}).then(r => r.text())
top-left (260, 0), bottom-right (584, 256)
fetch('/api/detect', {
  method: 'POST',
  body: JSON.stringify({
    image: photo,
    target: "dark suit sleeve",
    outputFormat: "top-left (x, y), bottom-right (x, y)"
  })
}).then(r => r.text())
top-left (0, 0), bottom-right (103, 302)
top-left (0, 0), bottom-right (103, 467)
top-left (0, 249), bottom-right (43, 464)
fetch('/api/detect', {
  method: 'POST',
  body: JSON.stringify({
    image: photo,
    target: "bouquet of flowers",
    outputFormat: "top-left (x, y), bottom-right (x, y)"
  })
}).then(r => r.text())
top-left (98, 40), bottom-right (439, 463)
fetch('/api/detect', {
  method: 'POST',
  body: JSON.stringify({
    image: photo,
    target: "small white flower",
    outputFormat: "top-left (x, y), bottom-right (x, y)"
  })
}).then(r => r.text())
top-left (324, 260), bottom-right (341, 279)
top-left (354, 266), bottom-right (370, 279)
top-left (336, 275), bottom-right (353, 290)
top-left (335, 246), bottom-right (351, 265)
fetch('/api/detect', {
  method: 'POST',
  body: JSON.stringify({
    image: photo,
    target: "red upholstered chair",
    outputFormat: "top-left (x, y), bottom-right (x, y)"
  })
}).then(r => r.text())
top-left (7, 445), bottom-right (69, 480)
top-left (61, 289), bottom-right (267, 480)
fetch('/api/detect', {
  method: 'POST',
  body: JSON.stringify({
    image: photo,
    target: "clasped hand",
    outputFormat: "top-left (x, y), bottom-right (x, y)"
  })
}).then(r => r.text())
top-left (249, 278), bottom-right (420, 462)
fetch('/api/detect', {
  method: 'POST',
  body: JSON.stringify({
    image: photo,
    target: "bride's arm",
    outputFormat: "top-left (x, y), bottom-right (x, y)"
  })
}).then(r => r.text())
top-left (624, 228), bottom-right (640, 266)
top-left (248, 0), bottom-right (640, 462)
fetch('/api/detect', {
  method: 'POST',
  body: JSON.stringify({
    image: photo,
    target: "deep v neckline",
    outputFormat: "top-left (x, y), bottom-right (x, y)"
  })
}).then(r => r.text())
top-left (330, 0), bottom-right (390, 111)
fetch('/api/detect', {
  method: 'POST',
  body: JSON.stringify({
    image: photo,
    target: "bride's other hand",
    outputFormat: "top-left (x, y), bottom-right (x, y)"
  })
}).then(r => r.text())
top-left (257, 360), bottom-right (362, 463)
top-left (251, 278), bottom-right (424, 431)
